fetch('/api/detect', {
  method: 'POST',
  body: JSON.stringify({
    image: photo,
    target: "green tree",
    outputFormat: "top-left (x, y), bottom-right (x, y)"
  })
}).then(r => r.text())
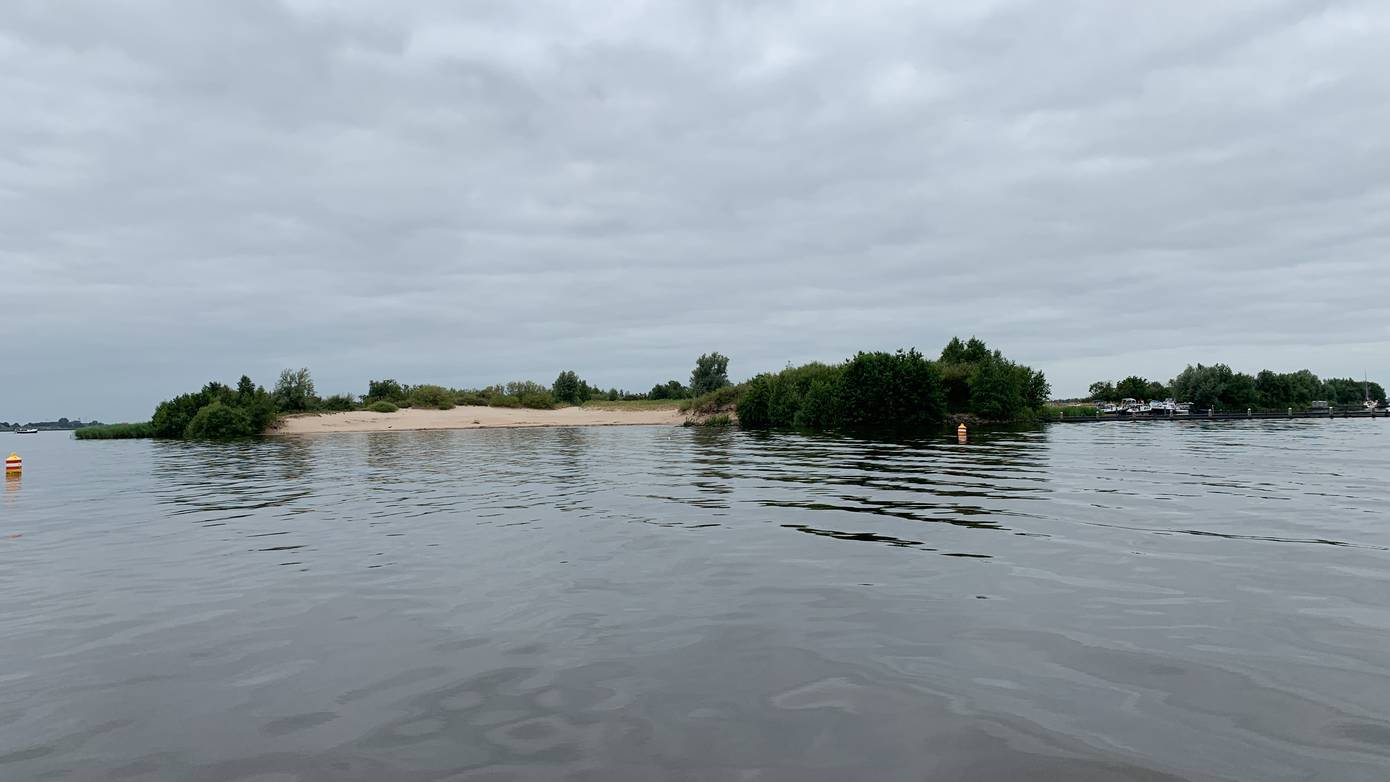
top-left (690, 353), bottom-right (731, 397)
top-left (273, 368), bottom-right (317, 412)
top-left (365, 379), bottom-right (404, 403)
top-left (183, 401), bottom-right (257, 439)
top-left (837, 349), bottom-right (943, 429)
top-left (552, 371), bottom-right (589, 405)
top-left (1088, 381), bottom-right (1117, 402)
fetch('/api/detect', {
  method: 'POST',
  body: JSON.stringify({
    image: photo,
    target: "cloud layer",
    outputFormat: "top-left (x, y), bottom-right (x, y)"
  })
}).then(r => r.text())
top-left (4, 0), bottom-right (1389, 420)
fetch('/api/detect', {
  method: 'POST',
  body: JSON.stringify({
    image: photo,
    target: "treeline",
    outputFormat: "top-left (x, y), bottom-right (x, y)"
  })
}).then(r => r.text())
top-left (4, 417), bottom-right (104, 431)
top-left (76, 354), bottom-right (736, 441)
top-left (732, 338), bottom-right (1048, 430)
top-left (1089, 365), bottom-right (1384, 411)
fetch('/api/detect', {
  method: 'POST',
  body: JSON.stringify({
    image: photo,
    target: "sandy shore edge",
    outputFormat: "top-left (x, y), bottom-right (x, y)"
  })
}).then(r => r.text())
top-left (270, 405), bottom-right (685, 435)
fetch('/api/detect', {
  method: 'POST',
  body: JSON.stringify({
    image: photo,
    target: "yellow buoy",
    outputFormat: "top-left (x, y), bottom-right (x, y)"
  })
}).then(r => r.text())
top-left (4, 453), bottom-right (20, 474)
top-left (956, 423), bottom-right (968, 444)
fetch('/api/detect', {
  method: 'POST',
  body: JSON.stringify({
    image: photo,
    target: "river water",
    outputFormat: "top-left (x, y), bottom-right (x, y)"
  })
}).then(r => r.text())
top-left (3, 421), bottom-right (1389, 781)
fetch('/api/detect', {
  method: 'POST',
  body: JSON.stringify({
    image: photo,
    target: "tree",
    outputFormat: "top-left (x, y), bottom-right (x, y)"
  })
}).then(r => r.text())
top-left (273, 368), bottom-right (317, 412)
top-left (837, 349), bottom-right (943, 429)
top-left (365, 379), bottom-right (404, 403)
top-left (1088, 381), bottom-right (1117, 402)
top-left (236, 375), bottom-right (256, 402)
top-left (552, 371), bottom-right (589, 405)
top-left (184, 401), bottom-right (256, 439)
top-left (690, 352), bottom-right (731, 397)
top-left (649, 380), bottom-right (688, 400)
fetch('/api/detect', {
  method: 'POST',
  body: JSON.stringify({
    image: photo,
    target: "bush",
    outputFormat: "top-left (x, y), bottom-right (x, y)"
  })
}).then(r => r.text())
top-left (702, 413), bottom-right (732, 426)
top-left (152, 392), bottom-right (209, 438)
top-left (365, 379), bottom-right (405, 404)
top-left (488, 395), bottom-right (522, 408)
top-left (519, 391), bottom-right (555, 409)
top-left (455, 393), bottom-right (489, 407)
top-left (682, 384), bottom-right (743, 414)
top-left (408, 384), bottom-right (453, 409)
top-left (74, 422), bottom-right (156, 440)
top-left (366, 401), bottom-right (399, 413)
top-left (736, 375), bottom-right (773, 428)
top-left (838, 349), bottom-right (943, 429)
top-left (320, 393), bottom-right (358, 412)
top-left (183, 401), bottom-right (257, 439)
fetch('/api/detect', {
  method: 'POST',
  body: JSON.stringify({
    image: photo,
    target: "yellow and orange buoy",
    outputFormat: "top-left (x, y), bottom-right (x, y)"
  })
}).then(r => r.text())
top-left (956, 423), bottom-right (968, 444)
top-left (4, 453), bottom-right (20, 475)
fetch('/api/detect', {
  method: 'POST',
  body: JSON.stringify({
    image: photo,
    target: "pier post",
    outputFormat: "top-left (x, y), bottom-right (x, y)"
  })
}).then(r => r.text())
top-left (1247, 409), bottom-right (1251, 418)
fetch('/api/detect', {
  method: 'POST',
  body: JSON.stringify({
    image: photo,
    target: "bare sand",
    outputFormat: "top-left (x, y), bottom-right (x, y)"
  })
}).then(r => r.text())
top-left (271, 405), bottom-right (686, 435)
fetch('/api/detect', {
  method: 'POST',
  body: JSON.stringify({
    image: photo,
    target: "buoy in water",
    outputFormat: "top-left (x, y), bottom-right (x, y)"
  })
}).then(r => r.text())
top-left (4, 453), bottom-right (20, 474)
top-left (956, 423), bottom-right (968, 444)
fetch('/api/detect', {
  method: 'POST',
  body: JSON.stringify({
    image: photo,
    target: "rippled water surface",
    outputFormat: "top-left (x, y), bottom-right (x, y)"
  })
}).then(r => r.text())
top-left (4, 421), bottom-right (1390, 780)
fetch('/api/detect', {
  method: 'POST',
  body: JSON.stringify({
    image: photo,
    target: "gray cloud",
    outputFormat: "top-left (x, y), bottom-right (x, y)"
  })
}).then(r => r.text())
top-left (3, 0), bottom-right (1388, 421)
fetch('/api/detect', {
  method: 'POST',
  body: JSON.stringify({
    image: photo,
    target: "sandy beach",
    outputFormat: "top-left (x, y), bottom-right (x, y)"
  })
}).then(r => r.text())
top-left (271, 405), bottom-right (686, 435)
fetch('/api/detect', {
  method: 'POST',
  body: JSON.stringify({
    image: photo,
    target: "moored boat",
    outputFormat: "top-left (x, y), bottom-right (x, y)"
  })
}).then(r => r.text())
top-left (15, 428), bottom-right (39, 434)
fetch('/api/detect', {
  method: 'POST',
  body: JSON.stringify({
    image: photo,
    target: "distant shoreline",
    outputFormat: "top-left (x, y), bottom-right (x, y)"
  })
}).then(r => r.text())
top-left (270, 404), bottom-right (686, 435)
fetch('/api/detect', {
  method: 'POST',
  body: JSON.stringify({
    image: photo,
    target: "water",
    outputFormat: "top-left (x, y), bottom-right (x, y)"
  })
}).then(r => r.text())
top-left (3, 421), bottom-right (1390, 781)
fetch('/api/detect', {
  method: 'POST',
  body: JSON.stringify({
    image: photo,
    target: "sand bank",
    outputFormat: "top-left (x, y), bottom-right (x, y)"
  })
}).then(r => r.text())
top-left (271, 405), bottom-right (685, 435)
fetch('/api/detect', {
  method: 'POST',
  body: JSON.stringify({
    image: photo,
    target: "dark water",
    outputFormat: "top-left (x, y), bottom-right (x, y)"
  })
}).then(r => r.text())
top-left (3, 421), bottom-right (1390, 781)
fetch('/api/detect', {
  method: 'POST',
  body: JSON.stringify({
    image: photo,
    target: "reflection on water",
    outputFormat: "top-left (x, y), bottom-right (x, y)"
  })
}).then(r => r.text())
top-left (3, 422), bottom-right (1390, 780)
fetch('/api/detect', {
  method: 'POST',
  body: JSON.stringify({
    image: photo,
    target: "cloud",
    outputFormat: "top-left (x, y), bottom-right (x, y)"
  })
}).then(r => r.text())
top-left (2, 0), bottom-right (1388, 420)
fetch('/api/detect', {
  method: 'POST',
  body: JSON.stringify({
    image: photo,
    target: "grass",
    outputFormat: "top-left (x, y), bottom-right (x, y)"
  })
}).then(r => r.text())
top-left (1050, 404), bottom-right (1100, 418)
top-left (681, 385), bottom-right (742, 414)
top-left (581, 399), bottom-right (684, 411)
top-left (73, 422), bottom-right (156, 440)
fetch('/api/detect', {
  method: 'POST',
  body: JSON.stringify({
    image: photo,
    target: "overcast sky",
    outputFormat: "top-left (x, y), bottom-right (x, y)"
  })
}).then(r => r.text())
top-left (3, 0), bottom-right (1389, 421)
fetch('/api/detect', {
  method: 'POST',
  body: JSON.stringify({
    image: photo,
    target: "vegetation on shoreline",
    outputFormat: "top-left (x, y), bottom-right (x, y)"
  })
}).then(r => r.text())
top-left (731, 338), bottom-right (1046, 432)
top-left (78, 341), bottom-right (1046, 441)
top-left (1089, 366), bottom-right (1384, 411)
top-left (4, 418), bottom-right (104, 432)
top-left (73, 422), bottom-right (157, 440)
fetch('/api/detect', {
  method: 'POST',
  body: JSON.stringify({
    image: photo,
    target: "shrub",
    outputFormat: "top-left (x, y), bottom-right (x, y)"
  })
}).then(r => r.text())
top-left (408, 384), bottom-right (452, 409)
top-left (489, 395), bottom-right (522, 408)
top-left (682, 384), bottom-right (743, 414)
top-left (702, 413), bottom-right (732, 426)
top-left (736, 375), bottom-right (773, 428)
top-left (837, 349), bottom-right (943, 429)
top-left (365, 379), bottom-right (405, 404)
top-left (519, 391), bottom-right (556, 409)
top-left (152, 391), bottom-right (210, 438)
top-left (74, 422), bottom-right (156, 440)
top-left (183, 401), bottom-right (257, 439)
top-left (320, 393), bottom-right (358, 412)
top-left (455, 393), bottom-right (489, 407)
top-left (366, 400), bottom-right (398, 413)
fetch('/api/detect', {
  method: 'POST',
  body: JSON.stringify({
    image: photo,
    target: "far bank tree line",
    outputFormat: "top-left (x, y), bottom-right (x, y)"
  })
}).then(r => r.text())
top-left (76, 354), bottom-right (737, 440)
top-left (1089, 365), bottom-right (1384, 411)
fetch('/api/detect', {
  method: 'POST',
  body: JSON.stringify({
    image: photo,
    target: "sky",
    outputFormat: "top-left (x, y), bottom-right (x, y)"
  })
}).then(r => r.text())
top-left (3, 0), bottom-right (1389, 422)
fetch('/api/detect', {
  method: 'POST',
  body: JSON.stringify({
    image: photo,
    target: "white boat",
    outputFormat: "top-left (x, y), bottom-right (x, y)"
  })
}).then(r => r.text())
top-left (15, 428), bottom-right (38, 434)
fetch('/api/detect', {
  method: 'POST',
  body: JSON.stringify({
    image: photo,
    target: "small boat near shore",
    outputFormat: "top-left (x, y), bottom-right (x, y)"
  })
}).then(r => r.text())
top-left (14, 428), bottom-right (39, 434)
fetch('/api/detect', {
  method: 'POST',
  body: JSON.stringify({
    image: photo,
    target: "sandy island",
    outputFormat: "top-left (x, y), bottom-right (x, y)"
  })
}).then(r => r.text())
top-left (271, 405), bottom-right (686, 435)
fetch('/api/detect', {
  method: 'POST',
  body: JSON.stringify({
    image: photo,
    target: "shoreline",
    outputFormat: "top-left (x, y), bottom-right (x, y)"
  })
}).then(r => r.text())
top-left (269, 404), bottom-right (686, 435)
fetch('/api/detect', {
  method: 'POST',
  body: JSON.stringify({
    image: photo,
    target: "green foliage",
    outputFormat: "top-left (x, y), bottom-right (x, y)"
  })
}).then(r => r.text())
top-left (735, 375), bottom-right (773, 428)
top-left (488, 395), bottom-right (522, 408)
top-left (1088, 381), bottom-right (1116, 402)
top-left (365, 379), bottom-right (406, 404)
top-left (682, 384), bottom-right (743, 414)
top-left (690, 352), bottom-right (731, 397)
top-left (938, 337), bottom-right (1049, 419)
top-left (838, 350), bottom-right (943, 429)
top-left (700, 413), bottom-right (733, 427)
top-left (1324, 378), bottom-right (1386, 405)
top-left (183, 401), bottom-right (257, 439)
top-left (152, 392), bottom-right (210, 438)
top-left (552, 371), bottom-right (591, 405)
top-left (649, 380), bottom-right (689, 400)
top-left (519, 391), bottom-right (556, 409)
top-left (1170, 364), bottom-right (1257, 410)
top-left (273, 368), bottom-right (317, 412)
top-left (455, 392), bottom-right (489, 407)
top-left (73, 422), bottom-right (156, 440)
top-left (409, 384), bottom-right (453, 409)
top-left (1053, 405), bottom-right (1099, 418)
top-left (319, 393), bottom-right (358, 412)
top-left (366, 400), bottom-right (398, 413)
